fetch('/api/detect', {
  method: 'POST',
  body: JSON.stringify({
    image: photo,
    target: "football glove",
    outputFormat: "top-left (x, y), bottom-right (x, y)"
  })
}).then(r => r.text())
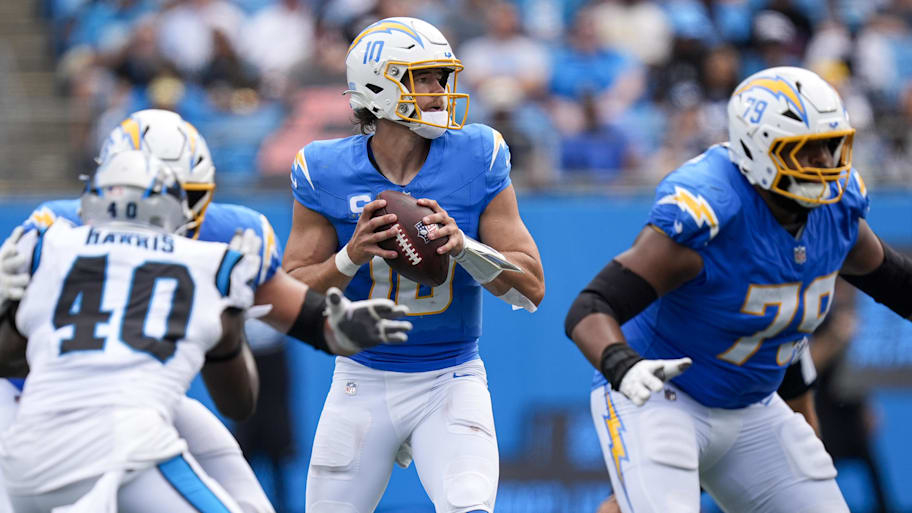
top-left (0, 227), bottom-right (29, 312)
top-left (324, 287), bottom-right (412, 354)
top-left (619, 358), bottom-right (692, 406)
top-left (601, 342), bottom-right (692, 407)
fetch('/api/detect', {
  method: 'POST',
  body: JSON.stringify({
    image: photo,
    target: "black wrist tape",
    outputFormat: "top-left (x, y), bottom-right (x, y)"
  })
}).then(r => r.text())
top-left (600, 343), bottom-right (643, 391)
top-left (287, 288), bottom-right (331, 354)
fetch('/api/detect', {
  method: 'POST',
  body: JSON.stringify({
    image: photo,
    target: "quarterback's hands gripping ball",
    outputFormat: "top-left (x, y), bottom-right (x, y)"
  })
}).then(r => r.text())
top-left (372, 191), bottom-right (450, 287)
top-left (324, 287), bottom-right (413, 355)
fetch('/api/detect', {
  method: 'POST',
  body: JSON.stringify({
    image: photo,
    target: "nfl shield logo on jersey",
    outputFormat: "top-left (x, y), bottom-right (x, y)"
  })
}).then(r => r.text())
top-left (793, 245), bottom-right (807, 264)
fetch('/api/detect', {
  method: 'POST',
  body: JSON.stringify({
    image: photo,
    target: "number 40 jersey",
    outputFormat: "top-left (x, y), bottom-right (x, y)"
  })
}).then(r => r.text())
top-left (1, 221), bottom-right (257, 495)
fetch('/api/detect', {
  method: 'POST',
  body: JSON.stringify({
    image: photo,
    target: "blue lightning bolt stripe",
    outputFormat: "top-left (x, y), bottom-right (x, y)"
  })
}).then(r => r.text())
top-left (734, 75), bottom-right (809, 126)
top-left (348, 20), bottom-right (424, 55)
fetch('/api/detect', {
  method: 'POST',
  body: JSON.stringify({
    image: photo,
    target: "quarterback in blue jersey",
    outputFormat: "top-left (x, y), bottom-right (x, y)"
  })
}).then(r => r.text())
top-left (282, 17), bottom-right (545, 513)
top-left (565, 66), bottom-right (912, 513)
top-left (0, 110), bottom-right (411, 513)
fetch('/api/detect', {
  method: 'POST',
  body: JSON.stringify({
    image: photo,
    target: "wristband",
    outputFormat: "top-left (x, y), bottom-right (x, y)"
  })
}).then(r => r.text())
top-left (600, 343), bottom-right (643, 391)
top-left (334, 244), bottom-right (360, 277)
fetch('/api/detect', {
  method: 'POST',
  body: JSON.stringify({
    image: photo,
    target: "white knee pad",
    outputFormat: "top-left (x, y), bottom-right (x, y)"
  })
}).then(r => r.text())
top-left (444, 456), bottom-right (496, 513)
top-left (309, 408), bottom-right (372, 476)
top-left (642, 408), bottom-right (698, 471)
top-left (778, 413), bottom-right (837, 481)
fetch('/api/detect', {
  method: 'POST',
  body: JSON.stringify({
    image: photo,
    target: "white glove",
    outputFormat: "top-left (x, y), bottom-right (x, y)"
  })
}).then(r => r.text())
top-left (227, 228), bottom-right (263, 311)
top-left (619, 357), bottom-right (692, 407)
top-left (324, 287), bottom-right (413, 354)
top-left (0, 227), bottom-right (29, 312)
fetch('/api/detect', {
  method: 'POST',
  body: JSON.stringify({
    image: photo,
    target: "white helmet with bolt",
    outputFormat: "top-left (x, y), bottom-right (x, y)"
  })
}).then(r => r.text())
top-left (97, 109), bottom-right (215, 227)
top-left (344, 17), bottom-right (469, 139)
top-left (727, 66), bottom-right (855, 207)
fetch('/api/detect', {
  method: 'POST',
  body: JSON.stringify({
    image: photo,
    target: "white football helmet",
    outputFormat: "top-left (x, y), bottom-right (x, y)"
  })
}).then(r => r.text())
top-left (727, 66), bottom-right (855, 207)
top-left (97, 109), bottom-right (215, 227)
top-left (81, 150), bottom-right (192, 234)
top-left (345, 17), bottom-right (469, 138)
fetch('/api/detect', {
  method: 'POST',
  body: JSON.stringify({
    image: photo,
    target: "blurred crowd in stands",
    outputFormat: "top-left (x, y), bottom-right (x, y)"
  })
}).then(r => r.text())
top-left (43, 0), bottom-right (912, 191)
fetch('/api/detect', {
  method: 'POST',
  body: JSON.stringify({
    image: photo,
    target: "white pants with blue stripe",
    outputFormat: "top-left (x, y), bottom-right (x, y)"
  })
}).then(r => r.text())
top-left (590, 383), bottom-right (849, 513)
top-left (0, 381), bottom-right (272, 513)
top-left (9, 453), bottom-right (242, 513)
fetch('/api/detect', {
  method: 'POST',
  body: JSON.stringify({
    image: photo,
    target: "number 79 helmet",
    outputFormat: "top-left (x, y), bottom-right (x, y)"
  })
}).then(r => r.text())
top-left (344, 17), bottom-right (469, 138)
top-left (727, 66), bottom-right (855, 207)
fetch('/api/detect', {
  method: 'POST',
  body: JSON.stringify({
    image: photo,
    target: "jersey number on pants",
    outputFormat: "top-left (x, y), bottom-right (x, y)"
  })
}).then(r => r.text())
top-left (717, 272), bottom-right (837, 365)
top-left (368, 257), bottom-right (455, 315)
top-left (53, 255), bottom-right (195, 362)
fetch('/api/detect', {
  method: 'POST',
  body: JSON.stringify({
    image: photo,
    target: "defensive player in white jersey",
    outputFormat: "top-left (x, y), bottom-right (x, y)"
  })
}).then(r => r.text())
top-left (565, 66), bottom-right (912, 513)
top-left (0, 110), bottom-right (413, 513)
top-left (283, 17), bottom-right (545, 513)
top-left (0, 151), bottom-right (261, 512)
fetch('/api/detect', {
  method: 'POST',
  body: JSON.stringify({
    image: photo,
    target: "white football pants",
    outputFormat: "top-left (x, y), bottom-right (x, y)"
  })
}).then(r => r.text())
top-left (8, 452), bottom-right (242, 513)
top-left (590, 382), bottom-right (849, 513)
top-left (306, 357), bottom-right (499, 513)
top-left (0, 381), bottom-right (272, 513)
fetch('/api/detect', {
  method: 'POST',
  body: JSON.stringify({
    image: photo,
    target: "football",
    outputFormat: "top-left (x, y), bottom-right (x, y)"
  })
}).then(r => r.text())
top-left (373, 190), bottom-right (449, 287)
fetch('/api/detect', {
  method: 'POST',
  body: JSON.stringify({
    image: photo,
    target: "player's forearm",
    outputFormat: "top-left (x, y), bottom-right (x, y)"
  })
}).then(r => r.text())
top-left (285, 257), bottom-right (354, 295)
top-left (569, 313), bottom-right (628, 370)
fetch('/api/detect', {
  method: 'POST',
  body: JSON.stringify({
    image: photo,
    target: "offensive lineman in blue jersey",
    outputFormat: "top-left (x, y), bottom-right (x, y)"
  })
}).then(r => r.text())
top-left (0, 110), bottom-right (412, 513)
top-left (565, 66), bottom-right (912, 513)
top-left (282, 17), bottom-right (545, 513)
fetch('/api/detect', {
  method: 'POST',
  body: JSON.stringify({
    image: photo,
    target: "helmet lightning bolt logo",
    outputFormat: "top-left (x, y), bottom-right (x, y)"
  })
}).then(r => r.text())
top-left (604, 392), bottom-right (629, 487)
top-left (658, 186), bottom-right (720, 239)
top-left (733, 75), bottom-right (808, 126)
top-left (348, 20), bottom-right (424, 54)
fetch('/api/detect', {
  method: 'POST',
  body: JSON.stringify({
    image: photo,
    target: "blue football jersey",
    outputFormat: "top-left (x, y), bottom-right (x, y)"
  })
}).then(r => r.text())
top-left (291, 124), bottom-right (512, 372)
top-left (10, 198), bottom-right (283, 391)
top-left (593, 144), bottom-right (869, 408)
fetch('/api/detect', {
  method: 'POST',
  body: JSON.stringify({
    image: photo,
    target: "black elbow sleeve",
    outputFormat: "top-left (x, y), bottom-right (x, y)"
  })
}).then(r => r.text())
top-left (842, 242), bottom-right (912, 318)
top-left (564, 260), bottom-right (658, 338)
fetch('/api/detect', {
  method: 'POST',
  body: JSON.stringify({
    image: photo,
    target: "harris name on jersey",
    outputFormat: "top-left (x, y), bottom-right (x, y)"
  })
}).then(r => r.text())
top-left (84, 226), bottom-right (175, 253)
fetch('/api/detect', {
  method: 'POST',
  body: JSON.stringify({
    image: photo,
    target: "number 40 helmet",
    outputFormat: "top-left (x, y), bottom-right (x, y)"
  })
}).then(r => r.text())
top-left (344, 17), bottom-right (469, 139)
top-left (727, 66), bottom-right (855, 207)
top-left (97, 109), bottom-right (215, 229)
top-left (81, 150), bottom-right (192, 234)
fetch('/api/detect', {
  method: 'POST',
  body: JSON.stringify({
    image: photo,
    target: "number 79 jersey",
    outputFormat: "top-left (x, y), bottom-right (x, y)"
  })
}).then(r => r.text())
top-left (4, 222), bottom-right (256, 493)
top-left (597, 144), bottom-right (870, 408)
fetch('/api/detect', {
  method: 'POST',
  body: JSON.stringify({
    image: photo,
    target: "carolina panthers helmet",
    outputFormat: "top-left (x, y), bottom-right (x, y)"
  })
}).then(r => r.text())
top-left (727, 66), bottom-right (855, 207)
top-left (97, 109), bottom-right (215, 227)
top-left (345, 17), bottom-right (469, 138)
top-left (81, 150), bottom-right (192, 234)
